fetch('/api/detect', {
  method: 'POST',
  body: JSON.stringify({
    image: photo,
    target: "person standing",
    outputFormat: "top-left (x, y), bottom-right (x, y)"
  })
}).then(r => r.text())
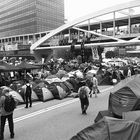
top-left (78, 82), bottom-right (90, 114)
top-left (0, 89), bottom-right (17, 140)
top-left (25, 80), bottom-right (32, 108)
top-left (127, 67), bottom-right (131, 77)
top-left (92, 74), bottom-right (98, 98)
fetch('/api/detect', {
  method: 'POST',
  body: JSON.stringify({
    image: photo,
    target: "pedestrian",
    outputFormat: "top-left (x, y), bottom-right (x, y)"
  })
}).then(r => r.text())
top-left (78, 81), bottom-right (90, 114)
top-left (92, 74), bottom-right (99, 98)
top-left (0, 89), bottom-right (17, 140)
top-left (25, 80), bottom-right (32, 108)
top-left (127, 67), bottom-right (131, 77)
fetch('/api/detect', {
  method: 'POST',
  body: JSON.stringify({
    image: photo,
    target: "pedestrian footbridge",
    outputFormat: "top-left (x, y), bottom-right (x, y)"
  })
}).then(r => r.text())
top-left (30, 0), bottom-right (140, 60)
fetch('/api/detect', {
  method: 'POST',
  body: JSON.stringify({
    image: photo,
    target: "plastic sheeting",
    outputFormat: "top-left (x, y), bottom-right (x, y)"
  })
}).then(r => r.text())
top-left (71, 116), bottom-right (140, 140)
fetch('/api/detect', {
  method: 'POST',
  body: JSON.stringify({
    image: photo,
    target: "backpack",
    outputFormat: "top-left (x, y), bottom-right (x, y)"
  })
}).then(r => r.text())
top-left (4, 95), bottom-right (16, 112)
top-left (79, 87), bottom-right (87, 99)
top-left (26, 85), bottom-right (32, 95)
top-left (86, 79), bottom-right (93, 89)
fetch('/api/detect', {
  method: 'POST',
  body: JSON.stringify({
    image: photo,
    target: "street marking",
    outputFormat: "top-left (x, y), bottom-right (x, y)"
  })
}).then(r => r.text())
top-left (13, 99), bottom-right (78, 123)
top-left (13, 86), bottom-right (114, 123)
top-left (15, 102), bottom-right (42, 111)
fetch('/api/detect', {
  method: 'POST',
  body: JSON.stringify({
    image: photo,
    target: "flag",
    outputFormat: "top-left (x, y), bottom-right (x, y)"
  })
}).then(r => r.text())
top-left (91, 46), bottom-right (99, 60)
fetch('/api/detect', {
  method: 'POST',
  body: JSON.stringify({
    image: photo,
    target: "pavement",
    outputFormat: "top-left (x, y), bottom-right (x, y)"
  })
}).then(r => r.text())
top-left (3, 85), bottom-right (114, 140)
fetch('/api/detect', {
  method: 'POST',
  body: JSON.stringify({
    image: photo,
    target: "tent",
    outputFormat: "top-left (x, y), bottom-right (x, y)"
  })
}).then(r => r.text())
top-left (66, 77), bottom-right (79, 92)
top-left (33, 82), bottom-right (54, 101)
top-left (71, 116), bottom-right (140, 140)
top-left (63, 81), bottom-right (74, 92)
top-left (17, 85), bottom-right (39, 102)
top-left (10, 80), bottom-right (25, 91)
top-left (109, 74), bottom-right (140, 117)
top-left (0, 86), bottom-right (24, 103)
top-left (47, 83), bottom-right (68, 99)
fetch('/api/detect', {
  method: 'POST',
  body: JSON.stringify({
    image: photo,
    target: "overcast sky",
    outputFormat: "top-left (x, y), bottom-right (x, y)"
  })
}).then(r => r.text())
top-left (64, 0), bottom-right (134, 21)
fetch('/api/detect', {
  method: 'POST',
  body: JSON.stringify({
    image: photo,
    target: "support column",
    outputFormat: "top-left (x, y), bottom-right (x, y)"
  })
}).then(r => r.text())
top-left (128, 15), bottom-right (131, 35)
top-left (88, 19), bottom-right (90, 37)
top-left (100, 22), bottom-right (102, 34)
top-left (68, 28), bottom-right (71, 42)
top-left (33, 34), bottom-right (36, 43)
top-left (78, 30), bottom-right (80, 41)
top-left (113, 12), bottom-right (116, 37)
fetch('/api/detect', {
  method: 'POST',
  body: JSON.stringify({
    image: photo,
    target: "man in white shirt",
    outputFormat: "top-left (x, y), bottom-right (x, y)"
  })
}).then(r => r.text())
top-left (92, 74), bottom-right (98, 98)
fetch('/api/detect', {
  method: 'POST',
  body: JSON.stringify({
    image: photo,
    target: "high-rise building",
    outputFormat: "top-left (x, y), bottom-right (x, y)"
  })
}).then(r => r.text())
top-left (0, 0), bottom-right (64, 38)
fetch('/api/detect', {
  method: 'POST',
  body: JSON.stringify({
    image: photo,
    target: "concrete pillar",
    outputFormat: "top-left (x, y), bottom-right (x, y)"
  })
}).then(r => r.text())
top-left (128, 15), bottom-right (131, 35)
top-left (113, 12), bottom-right (116, 37)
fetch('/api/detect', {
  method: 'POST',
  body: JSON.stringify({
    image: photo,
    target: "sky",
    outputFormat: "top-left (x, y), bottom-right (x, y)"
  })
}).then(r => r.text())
top-left (64, 0), bottom-right (134, 21)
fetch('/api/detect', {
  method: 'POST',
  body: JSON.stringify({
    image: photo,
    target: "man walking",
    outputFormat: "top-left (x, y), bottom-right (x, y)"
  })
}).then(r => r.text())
top-left (25, 80), bottom-right (32, 108)
top-left (78, 82), bottom-right (90, 114)
top-left (0, 89), bottom-right (16, 140)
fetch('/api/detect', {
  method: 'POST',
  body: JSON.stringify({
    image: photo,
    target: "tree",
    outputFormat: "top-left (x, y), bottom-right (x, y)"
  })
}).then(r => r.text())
top-left (105, 51), bottom-right (115, 58)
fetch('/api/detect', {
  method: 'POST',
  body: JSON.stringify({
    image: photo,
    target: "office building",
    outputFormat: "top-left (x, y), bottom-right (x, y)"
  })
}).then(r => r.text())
top-left (0, 0), bottom-right (64, 38)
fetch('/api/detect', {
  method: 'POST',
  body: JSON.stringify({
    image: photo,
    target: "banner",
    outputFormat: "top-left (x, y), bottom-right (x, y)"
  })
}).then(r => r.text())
top-left (91, 46), bottom-right (99, 60)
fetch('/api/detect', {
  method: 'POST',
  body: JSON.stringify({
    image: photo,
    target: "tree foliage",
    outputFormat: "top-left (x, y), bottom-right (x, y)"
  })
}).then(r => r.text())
top-left (105, 51), bottom-right (115, 58)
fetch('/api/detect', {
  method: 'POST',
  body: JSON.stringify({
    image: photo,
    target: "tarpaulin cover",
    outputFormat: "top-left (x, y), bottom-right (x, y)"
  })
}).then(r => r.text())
top-left (0, 61), bottom-right (19, 71)
top-left (109, 75), bottom-right (140, 117)
top-left (71, 116), bottom-right (140, 140)
top-left (16, 61), bottom-right (40, 70)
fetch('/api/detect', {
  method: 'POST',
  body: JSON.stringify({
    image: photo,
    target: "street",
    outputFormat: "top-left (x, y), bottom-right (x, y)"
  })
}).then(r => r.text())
top-left (4, 86), bottom-right (113, 140)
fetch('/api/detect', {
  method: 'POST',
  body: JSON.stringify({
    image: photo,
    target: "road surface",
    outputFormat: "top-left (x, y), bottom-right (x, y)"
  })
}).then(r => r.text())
top-left (4, 86), bottom-right (113, 140)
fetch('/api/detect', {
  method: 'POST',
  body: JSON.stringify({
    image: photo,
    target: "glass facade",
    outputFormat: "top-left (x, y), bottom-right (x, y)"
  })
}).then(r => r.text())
top-left (0, 0), bottom-right (64, 38)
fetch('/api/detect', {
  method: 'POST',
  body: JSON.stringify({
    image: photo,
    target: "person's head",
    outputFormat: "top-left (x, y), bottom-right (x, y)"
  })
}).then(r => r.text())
top-left (93, 74), bottom-right (96, 77)
top-left (26, 80), bottom-right (29, 84)
top-left (2, 89), bottom-right (10, 95)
